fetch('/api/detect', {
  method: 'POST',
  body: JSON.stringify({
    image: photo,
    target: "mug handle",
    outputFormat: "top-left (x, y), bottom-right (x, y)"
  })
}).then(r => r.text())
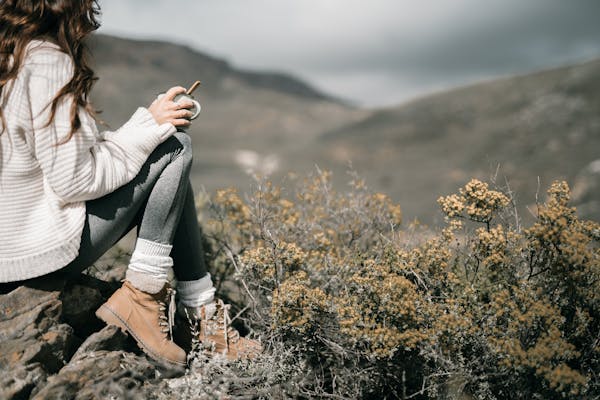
top-left (189, 99), bottom-right (201, 120)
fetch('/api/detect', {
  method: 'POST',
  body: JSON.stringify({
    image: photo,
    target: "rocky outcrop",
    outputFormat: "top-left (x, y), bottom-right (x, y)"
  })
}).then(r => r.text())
top-left (0, 275), bottom-right (182, 400)
top-left (32, 326), bottom-right (159, 399)
top-left (0, 279), bottom-right (75, 399)
top-left (572, 159), bottom-right (600, 221)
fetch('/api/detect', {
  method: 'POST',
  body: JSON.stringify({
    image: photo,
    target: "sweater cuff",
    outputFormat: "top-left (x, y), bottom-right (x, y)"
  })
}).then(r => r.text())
top-left (101, 107), bottom-right (177, 164)
top-left (122, 107), bottom-right (176, 142)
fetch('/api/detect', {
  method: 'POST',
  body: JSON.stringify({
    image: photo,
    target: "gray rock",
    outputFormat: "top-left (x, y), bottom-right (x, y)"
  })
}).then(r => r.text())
top-left (71, 325), bottom-right (131, 362)
top-left (572, 159), bottom-right (600, 221)
top-left (61, 282), bottom-right (105, 338)
top-left (33, 325), bottom-right (184, 400)
top-left (32, 350), bottom-right (157, 400)
top-left (0, 275), bottom-right (184, 399)
top-left (0, 281), bottom-right (77, 374)
top-left (0, 363), bottom-right (47, 400)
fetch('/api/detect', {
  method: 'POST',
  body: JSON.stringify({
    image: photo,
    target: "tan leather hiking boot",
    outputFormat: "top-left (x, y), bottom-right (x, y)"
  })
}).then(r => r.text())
top-left (95, 280), bottom-right (187, 368)
top-left (174, 299), bottom-right (261, 360)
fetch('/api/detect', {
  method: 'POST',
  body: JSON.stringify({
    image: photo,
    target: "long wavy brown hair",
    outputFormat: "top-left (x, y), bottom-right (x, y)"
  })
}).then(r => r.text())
top-left (0, 0), bottom-right (101, 140)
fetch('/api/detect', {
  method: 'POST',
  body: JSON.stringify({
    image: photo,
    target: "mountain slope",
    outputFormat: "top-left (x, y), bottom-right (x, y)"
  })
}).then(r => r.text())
top-left (312, 59), bottom-right (600, 224)
top-left (88, 34), bottom-right (369, 190)
top-left (89, 34), bottom-right (599, 224)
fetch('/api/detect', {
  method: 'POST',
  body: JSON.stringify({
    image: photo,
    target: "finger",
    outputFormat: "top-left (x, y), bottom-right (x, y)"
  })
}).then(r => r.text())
top-left (163, 86), bottom-right (187, 101)
top-left (166, 101), bottom-right (182, 111)
top-left (172, 118), bottom-right (192, 127)
top-left (176, 100), bottom-right (195, 109)
top-left (169, 109), bottom-right (193, 119)
top-left (166, 100), bottom-right (194, 111)
top-left (166, 102), bottom-right (194, 114)
top-left (175, 109), bottom-right (193, 119)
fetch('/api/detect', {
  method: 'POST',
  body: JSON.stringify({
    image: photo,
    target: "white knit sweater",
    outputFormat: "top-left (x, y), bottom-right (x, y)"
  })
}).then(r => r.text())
top-left (0, 40), bottom-right (176, 282)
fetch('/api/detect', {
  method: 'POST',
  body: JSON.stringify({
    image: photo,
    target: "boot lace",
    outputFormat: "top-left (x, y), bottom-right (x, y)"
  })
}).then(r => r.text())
top-left (158, 287), bottom-right (177, 340)
top-left (213, 299), bottom-right (240, 349)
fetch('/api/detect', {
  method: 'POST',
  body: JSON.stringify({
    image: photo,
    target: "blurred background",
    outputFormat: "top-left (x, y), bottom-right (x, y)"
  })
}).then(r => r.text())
top-left (91, 0), bottom-right (600, 225)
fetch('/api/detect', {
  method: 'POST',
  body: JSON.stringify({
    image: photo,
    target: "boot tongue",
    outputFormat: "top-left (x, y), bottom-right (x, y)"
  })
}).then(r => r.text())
top-left (167, 288), bottom-right (176, 339)
top-left (204, 302), bottom-right (217, 319)
top-left (178, 302), bottom-right (217, 321)
top-left (154, 285), bottom-right (176, 340)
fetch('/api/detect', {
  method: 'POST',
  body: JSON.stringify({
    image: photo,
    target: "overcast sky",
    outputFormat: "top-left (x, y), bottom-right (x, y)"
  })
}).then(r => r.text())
top-left (97, 0), bottom-right (600, 107)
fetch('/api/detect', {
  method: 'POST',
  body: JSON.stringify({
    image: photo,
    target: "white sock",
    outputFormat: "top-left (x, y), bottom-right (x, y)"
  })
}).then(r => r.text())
top-left (177, 273), bottom-right (216, 318)
top-left (125, 238), bottom-right (173, 294)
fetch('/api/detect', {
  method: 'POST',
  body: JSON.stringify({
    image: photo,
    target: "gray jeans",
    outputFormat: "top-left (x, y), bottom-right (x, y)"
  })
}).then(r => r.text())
top-left (25, 131), bottom-right (207, 286)
top-left (65, 131), bottom-right (208, 282)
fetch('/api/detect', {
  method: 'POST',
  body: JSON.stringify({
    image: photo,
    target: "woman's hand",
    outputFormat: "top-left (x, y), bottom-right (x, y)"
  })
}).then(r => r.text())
top-left (147, 86), bottom-right (196, 127)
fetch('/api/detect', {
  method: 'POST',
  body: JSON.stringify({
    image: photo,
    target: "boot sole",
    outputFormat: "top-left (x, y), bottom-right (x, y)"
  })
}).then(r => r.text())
top-left (95, 304), bottom-right (187, 368)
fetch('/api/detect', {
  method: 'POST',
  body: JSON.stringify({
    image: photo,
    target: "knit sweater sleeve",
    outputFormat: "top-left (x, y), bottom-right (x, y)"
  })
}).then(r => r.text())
top-left (27, 49), bottom-right (176, 204)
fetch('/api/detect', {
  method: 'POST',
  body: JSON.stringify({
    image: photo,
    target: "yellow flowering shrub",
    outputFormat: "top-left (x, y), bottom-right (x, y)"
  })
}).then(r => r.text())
top-left (484, 286), bottom-right (586, 396)
top-left (434, 179), bottom-right (598, 399)
top-left (199, 172), bottom-right (598, 399)
top-left (438, 178), bottom-right (510, 227)
top-left (336, 261), bottom-right (428, 357)
top-left (271, 271), bottom-right (331, 334)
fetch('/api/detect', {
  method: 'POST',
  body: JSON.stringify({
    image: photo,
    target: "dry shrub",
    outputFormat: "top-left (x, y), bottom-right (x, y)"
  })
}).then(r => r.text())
top-left (180, 172), bottom-right (598, 399)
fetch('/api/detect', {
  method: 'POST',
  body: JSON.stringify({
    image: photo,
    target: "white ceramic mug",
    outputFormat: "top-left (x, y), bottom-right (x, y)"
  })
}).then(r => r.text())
top-left (173, 93), bottom-right (201, 120)
top-left (157, 92), bottom-right (202, 120)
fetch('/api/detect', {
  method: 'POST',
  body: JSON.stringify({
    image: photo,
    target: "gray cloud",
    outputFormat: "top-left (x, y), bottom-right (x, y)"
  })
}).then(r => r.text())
top-left (98, 0), bottom-right (600, 107)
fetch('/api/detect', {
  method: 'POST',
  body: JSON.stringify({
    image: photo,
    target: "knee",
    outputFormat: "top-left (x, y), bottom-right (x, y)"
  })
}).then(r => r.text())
top-left (173, 132), bottom-right (193, 165)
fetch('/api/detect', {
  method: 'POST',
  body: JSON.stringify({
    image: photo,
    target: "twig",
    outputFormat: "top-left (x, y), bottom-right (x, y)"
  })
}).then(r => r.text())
top-left (230, 304), bottom-right (250, 324)
top-left (224, 247), bottom-right (257, 304)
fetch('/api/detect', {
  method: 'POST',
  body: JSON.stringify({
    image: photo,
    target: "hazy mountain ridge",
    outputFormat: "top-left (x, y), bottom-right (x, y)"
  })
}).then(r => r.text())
top-left (312, 58), bottom-right (600, 223)
top-left (90, 34), bottom-right (332, 102)
top-left (89, 34), bottom-right (369, 191)
top-left (90, 34), bottom-right (599, 224)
